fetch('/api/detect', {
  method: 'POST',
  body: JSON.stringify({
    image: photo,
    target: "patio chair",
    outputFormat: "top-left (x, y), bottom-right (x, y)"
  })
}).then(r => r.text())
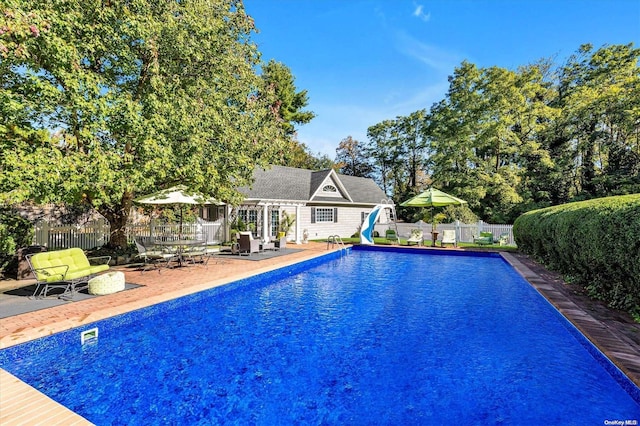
top-left (273, 236), bottom-right (287, 250)
top-left (473, 231), bottom-right (494, 245)
top-left (385, 229), bottom-right (399, 244)
top-left (182, 242), bottom-right (212, 266)
top-left (498, 232), bottom-right (510, 246)
top-left (135, 240), bottom-right (178, 272)
top-left (238, 231), bottom-right (260, 256)
top-left (440, 229), bottom-right (457, 247)
top-left (406, 229), bottom-right (423, 246)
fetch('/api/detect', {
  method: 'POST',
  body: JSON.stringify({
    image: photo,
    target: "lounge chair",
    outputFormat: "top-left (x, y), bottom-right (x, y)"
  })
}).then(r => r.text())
top-left (385, 229), bottom-right (399, 244)
top-left (440, 229), bottom-right (457, 247)
top-left (135, 240), bottom-right (177, 272)
top-left (238, 231), bottom-right (260, 255)
top-left (26, 248), bottom-right (111, 299)
top-left (473, 231), bottom-right (494, 245)
top-left (406, 229), bottom-right (423, 246)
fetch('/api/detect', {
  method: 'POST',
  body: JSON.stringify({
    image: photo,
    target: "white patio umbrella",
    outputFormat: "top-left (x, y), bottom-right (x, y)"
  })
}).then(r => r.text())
top-left (135, 185), bottom-right (222, 239)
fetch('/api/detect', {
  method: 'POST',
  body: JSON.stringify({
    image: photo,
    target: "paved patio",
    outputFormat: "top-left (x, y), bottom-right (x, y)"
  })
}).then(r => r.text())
top-left (1, 243), bottom-right (638, 424)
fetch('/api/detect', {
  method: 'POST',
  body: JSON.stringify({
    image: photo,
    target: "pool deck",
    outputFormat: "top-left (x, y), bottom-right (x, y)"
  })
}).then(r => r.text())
top-left (1, 243), bottom-right (639, 424)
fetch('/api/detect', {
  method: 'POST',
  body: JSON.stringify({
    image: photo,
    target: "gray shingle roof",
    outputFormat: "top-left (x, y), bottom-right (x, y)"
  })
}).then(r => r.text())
top-left (239, 165), bottom-right (388, 205)
top-left (338, 174), bottom-right (390, 204)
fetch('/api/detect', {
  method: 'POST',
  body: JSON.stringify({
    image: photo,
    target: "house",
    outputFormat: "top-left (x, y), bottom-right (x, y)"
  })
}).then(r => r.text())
top-left (201, 165), bottom-right (392, 243)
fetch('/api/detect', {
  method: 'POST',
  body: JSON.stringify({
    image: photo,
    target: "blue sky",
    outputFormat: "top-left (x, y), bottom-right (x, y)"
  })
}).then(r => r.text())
top-left (244, 0), bottom-right (640, 159)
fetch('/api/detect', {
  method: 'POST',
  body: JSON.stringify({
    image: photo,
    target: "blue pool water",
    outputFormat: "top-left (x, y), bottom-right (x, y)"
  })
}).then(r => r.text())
top-left (1, 247), bottom-right (639, 424)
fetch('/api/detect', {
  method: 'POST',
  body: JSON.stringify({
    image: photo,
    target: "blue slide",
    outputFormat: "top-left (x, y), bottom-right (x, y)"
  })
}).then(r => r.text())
top-left (360, 204), bottom-right (393, 245)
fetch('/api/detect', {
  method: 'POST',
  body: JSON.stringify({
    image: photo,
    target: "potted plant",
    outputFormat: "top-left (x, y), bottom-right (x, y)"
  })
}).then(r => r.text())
top-left (279, 211), bottom-right (296, 238)
top-left (230, 217), bottom-right (246, 242)
top-left (431, 212), bottom-right (446, 232)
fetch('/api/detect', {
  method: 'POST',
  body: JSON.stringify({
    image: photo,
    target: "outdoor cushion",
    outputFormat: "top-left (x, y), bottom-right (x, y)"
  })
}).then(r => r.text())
top-left (29, 248), bottom-right (110, 283)
top-left (473, 232), bottom-right (494, 245)
top-left (406, 229), bottom-right (423, 246)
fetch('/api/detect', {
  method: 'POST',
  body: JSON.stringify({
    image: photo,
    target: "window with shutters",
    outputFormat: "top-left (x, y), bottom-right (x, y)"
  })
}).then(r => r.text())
top-left (315, 207), bottom-right (334, 223)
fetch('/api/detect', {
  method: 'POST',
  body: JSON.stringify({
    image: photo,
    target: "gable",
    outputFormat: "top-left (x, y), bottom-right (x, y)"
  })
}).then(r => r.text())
top-left (309, 171), bottom-right (352, 202)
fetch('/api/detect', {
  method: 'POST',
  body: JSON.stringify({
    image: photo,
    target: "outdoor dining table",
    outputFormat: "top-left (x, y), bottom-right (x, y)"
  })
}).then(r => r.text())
top-left (154, 239), bottom-right (206, 266)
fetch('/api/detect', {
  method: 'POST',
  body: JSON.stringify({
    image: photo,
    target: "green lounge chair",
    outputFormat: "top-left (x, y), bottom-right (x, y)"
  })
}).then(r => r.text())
top-left (473, 231), bottom-right (494, 245)
top-left (385, 229), bottom-right (399, 244)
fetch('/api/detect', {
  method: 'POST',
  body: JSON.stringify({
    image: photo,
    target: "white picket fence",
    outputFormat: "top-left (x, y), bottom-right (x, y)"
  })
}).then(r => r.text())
top-left (34, 218), bottom-right (514, 249)
top-left (374, 220), bottom-right (515, 245)
top-left (34, 220), bottom-right (110, 250)
top-left (34, 218), bottom-right (224, 250)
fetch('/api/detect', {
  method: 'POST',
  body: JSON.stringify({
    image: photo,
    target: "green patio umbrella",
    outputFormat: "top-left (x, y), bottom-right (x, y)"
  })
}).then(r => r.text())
top-left (400, 188), bottom-right (467, 243)
top-left (400, 187), bottom-right (467, 208)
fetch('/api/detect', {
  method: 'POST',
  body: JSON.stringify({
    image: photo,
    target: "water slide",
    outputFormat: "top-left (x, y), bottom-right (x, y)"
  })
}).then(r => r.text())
top-left (359, 204), bottom-right (396, 245)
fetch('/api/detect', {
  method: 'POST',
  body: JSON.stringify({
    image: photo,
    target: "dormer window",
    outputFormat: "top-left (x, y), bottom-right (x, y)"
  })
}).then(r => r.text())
top-left (323, 185), bottom-right (337, 193)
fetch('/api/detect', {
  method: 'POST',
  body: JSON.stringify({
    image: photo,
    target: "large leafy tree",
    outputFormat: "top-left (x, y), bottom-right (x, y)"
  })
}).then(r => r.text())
top-left (261, 59), bottom-right (315, 137)
top-left (366, 119), bottom-right (401, 195)
top-left (277, 139), bottom-right (335, 170)
top-left (359, 43), bottom-right (638, 224)
top-left (556, 43), bottom-right (640, 198)
top-left (0, 0), bottom-right (287, 248)
top-left (335, 136), bottom-right (373, 177)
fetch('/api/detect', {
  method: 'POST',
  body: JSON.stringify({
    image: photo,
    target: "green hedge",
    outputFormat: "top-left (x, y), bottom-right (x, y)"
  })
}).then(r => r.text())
top-left (513, 194), bottom-right (640, 318)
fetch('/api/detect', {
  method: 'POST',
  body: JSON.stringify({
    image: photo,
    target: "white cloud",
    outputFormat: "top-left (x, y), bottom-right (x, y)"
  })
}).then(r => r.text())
top-left (395, 30), bottom-right (463, 75)
top-left (413, 4), bottom-right (431, 22)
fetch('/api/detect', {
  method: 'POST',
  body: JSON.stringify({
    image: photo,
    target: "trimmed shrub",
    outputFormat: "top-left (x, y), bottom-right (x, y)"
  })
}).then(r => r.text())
top-left (513, 194), bottom-right (640, 317)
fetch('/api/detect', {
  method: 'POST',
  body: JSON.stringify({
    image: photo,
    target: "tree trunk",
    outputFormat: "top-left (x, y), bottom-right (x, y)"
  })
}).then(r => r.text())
top-left (99, 192), bottom-right (133, 250)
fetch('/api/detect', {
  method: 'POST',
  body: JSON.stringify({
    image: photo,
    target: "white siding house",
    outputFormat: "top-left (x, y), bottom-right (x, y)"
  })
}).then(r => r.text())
top-left (233, 166), bottom-right (391, 243)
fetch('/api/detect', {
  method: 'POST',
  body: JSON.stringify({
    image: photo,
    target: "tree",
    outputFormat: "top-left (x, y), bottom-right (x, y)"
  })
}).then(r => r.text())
top-left (397, 110), bottom-right (431, 191)
top-left (429, 61), bottom-right (560, 222)
top-left (261, 59), bottom-right (315, 136)
top-left (335, 136), bottom-right (373, 177)
top-left (275, 139), bottom-right (335, 170)
top-left (0, 0), bottom-right (288, 248)
top-left (355, 43), bottom-right (638, 224)
top-left (556, 43), bottom-right (640, 198)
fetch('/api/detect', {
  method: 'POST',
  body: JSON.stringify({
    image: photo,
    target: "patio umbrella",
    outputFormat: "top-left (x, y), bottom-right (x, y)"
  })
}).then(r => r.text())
top-left (400, 187), bottom-right (467, 208)
top-left (400, 187), bottom-right (467, 235)
top-left (135, 185), bottom-right (222, 239)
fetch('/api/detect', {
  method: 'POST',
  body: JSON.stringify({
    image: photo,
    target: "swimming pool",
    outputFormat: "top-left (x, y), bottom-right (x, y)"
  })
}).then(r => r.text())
top-left (1, 247), bottom-right (639, 424)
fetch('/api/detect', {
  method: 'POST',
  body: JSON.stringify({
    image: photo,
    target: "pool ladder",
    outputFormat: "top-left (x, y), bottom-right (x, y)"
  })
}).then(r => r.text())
top-left (327, 235), bottom-right (345, 250)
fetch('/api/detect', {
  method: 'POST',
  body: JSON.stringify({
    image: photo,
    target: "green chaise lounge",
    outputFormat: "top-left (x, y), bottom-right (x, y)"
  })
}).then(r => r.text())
top-left (385, 229), bottom-right (399, 244)
top-left (473, 231), bottom-right (494, 245)
top-left (27, 248), bottom-right (111, 299)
